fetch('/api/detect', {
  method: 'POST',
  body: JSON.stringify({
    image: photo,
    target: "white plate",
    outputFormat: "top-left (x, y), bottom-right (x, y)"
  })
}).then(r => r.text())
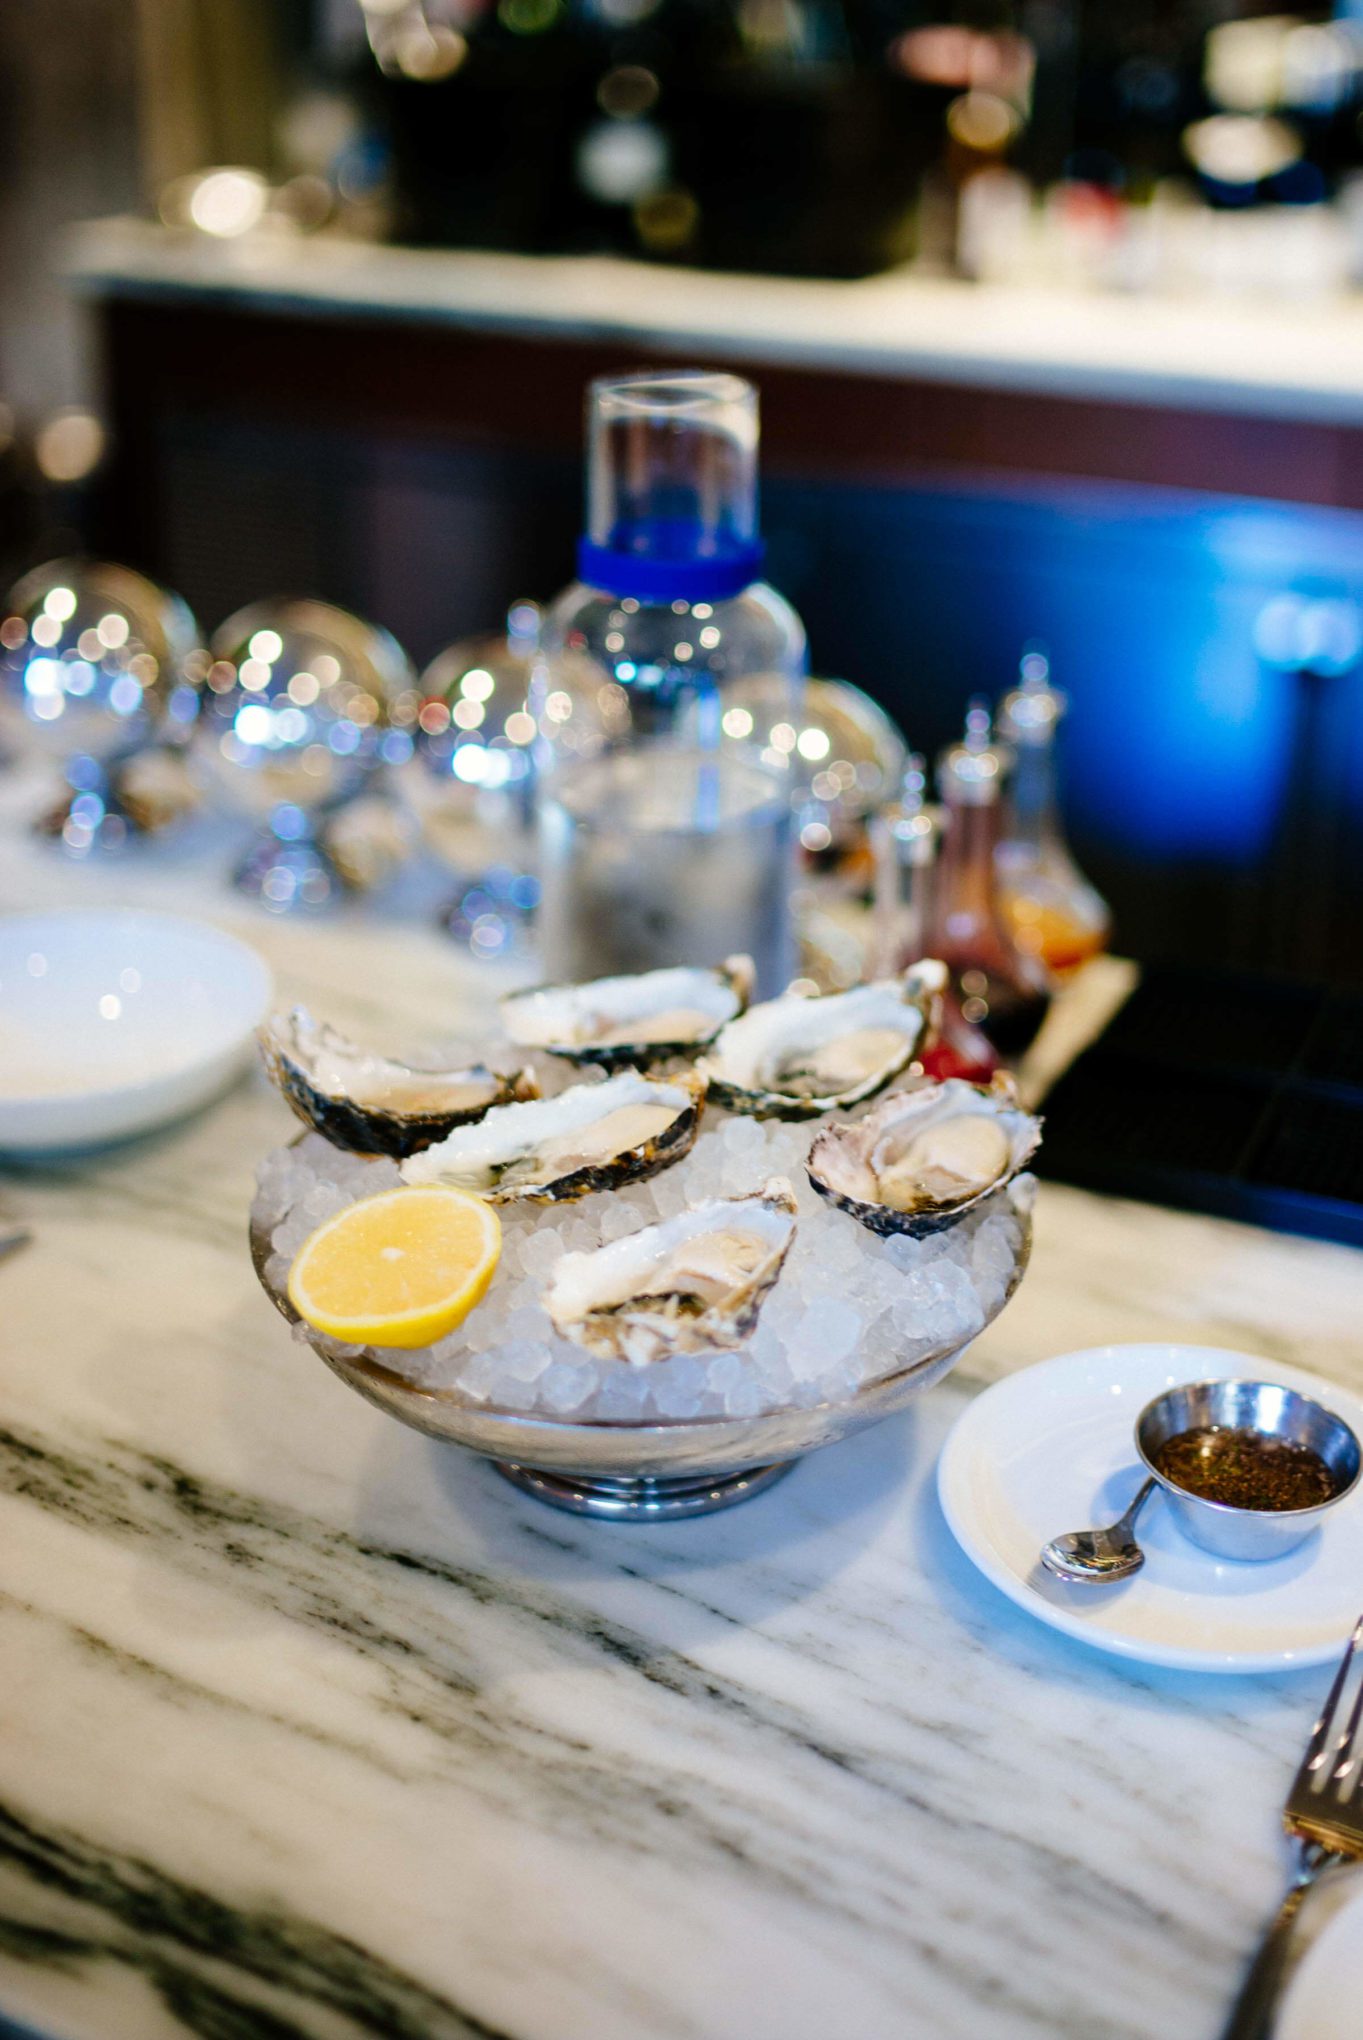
top-left (937, 1344), bottom-right (1363, 1673)
top-left (0, 908), bottom-right (271, 1152)
top-left (1279, 1878), bottom-right (1363, 2040)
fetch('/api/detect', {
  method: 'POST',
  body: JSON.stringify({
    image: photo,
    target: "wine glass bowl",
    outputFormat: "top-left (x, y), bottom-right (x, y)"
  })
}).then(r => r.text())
top-left (0, 558), bottom-right (203, 849)
top-left (404, 604), bottom-right (611, 956)
top-left (197, 597), bottom-right (417, 911)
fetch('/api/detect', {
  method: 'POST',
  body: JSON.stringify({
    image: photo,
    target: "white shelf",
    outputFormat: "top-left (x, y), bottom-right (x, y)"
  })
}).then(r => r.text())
top-left (65, 214), bottom-right (1363, 428)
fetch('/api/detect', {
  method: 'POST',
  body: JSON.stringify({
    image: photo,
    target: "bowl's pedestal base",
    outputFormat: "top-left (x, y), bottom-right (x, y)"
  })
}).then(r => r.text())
top-left (492, 1459), bottom-right (793, 1520)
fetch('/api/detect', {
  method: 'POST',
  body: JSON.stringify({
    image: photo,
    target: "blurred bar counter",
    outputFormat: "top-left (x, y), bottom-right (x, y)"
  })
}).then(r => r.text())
top-left (68, 215), bottom-right (1363, 490)
top-left (62, 215), bottom-right (1363, 988)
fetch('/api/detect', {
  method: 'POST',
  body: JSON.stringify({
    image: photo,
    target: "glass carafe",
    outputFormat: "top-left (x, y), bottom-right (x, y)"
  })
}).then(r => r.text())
top-left (928, 701), bottom-right (1051, 1058)
top-left (537, 370), bottom-right (806, 996)
top-left (995, 649), bottom-right (1111, 979)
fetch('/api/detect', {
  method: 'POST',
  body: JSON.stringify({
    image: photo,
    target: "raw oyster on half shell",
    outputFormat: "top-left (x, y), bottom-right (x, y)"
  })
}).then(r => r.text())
top-left (259, 1008), bottom-right (537, 1160)
top-left (400, 1068), bottom-right (704, 1203)
top-left (545, 1178), bottom-right (798, 1364)
top-left (697, 962), bottom-right (946, 1119)
top-left (500, 957), bottom-right (754, 1068)
top-left (807, 1073), bottom-right (1040, 1236)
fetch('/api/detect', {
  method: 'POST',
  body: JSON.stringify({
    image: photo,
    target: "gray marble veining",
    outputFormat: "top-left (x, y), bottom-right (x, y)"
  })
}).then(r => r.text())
top-left (3, 801), bottom-right (1362, 2039)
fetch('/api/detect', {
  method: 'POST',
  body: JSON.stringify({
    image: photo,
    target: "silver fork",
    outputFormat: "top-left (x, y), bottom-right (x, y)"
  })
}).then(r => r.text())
top-left (1222, 1613), bottom-right (1363, 2040)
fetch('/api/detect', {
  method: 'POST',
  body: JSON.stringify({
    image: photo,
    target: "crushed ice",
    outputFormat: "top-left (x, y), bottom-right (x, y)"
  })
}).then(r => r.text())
top-left (254, 1118), bottom-right (1031, 1425)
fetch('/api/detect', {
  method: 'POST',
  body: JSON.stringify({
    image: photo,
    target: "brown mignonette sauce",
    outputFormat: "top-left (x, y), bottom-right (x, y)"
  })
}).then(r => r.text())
top-left (1154, 1426), bottom-right (1338, 1513)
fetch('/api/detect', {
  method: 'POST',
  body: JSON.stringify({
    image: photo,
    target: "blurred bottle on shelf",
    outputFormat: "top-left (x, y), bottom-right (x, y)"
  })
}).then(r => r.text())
top-left (873, 749), bottom-right (999, 1080)
top-left (927, 698), bottom-right (1050, 1059)
top-left (537, 368), bottom-right (805, 996)
top-left (1200, 14), bottom-right (1363, 197)
top-left (995, 648), bottom-right (1110, 979)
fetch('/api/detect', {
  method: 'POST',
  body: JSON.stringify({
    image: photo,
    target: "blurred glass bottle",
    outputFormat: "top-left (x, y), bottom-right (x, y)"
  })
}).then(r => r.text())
top-left (872, 753), bottom-right (936, 975)
top-left (873, 751), bottom-right (999, 1080)
top-left (537, 368), bottom-right (806, 996)
top-left (928, 699), bottom-right (1050, 1057)
top-left (995, 649), bottom-right (1110, 979)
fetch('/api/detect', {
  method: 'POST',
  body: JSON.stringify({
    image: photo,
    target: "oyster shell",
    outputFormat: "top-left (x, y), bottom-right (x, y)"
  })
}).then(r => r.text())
top-left (545, 1178), bottom-right (798, 1365)
top-left (500, 957), bottom-right (754, 1068)
top-left (697, 962), bottom-right (946, 1119)
top-left (807, 1074), bottom-right (1041, 1237)
top-left (259, 1008), bottom-right (537, 1160)
top-left (400, 1069), bottom-right (704, 1203)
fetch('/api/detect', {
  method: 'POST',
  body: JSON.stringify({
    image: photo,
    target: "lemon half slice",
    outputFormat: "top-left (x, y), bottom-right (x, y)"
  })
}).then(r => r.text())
top-left (287, 1184), bottom-right (501, 1350)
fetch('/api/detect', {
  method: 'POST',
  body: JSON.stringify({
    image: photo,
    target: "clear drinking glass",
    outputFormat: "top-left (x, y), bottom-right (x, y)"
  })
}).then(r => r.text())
top-left (537, 369), bottom-right (806, 995)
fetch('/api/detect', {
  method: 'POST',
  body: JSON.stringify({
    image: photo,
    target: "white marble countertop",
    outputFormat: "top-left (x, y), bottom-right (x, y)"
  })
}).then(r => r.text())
top-left (65, 215), bottom-right (1363, 427)
top-left (3, 796), bottom-right (1363, 2040)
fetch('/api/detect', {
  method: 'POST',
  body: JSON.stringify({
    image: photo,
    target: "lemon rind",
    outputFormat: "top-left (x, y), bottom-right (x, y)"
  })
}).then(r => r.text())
top-left (286, 1185), bottom-right (501, 1351)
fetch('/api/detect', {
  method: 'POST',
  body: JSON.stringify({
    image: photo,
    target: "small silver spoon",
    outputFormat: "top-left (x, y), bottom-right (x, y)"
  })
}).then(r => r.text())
top-left (1041, 1476), bottom-right (1156, 1583)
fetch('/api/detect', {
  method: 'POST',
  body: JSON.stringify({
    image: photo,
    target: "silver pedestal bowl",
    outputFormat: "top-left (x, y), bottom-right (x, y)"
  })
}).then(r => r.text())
top-left (250, 1191), bottom-right (1032, 1521)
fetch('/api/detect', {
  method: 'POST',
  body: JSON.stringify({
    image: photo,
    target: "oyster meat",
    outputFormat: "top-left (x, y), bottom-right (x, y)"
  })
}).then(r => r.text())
top-left (500, 957), bottom-right (754, 1068)
top-left (545, 1178), bottom-right (798, 1365)
top-left (400, 1068), bottom-right (704, 1203)
top-left (807, 1074), bottom-right (1041, 1237)
top-left (259, 1008), bottom-right (537, 1160)
top-left (697, 963), bottom-right (946, 1119)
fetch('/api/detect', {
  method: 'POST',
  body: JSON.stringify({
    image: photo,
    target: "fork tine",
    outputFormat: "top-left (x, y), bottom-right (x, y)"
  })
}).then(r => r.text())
top-left (1301, 1613), bottom-right (1363, 1784)
top-left (1329, 1648), bottom-right (1363, 1798)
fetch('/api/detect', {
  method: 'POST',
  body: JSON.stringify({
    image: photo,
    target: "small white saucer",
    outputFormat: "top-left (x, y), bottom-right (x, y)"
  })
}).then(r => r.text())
top-left (937, 1344), bottom-right (1363, 1674)
top-left (0, 908), bottom-right (272, 1153)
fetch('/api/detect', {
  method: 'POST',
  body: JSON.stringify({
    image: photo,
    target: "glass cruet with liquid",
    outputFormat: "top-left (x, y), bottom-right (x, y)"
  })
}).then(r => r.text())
top-left (928, 699), bottom-right (1051, 1057)
top-left (536, 369), bottom-right (807, 997)
top-left (995, 648), bottom-right (1111, 979)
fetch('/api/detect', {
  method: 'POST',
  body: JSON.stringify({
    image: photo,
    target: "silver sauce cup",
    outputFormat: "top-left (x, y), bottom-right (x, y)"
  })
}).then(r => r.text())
top-left (1135, 1379), bottom-right (1361, 1562)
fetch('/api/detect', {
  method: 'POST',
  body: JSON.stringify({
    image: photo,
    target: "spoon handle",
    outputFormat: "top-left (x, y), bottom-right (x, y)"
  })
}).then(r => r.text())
top-left (1113, 1475), bottom-right (1156, 1537)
